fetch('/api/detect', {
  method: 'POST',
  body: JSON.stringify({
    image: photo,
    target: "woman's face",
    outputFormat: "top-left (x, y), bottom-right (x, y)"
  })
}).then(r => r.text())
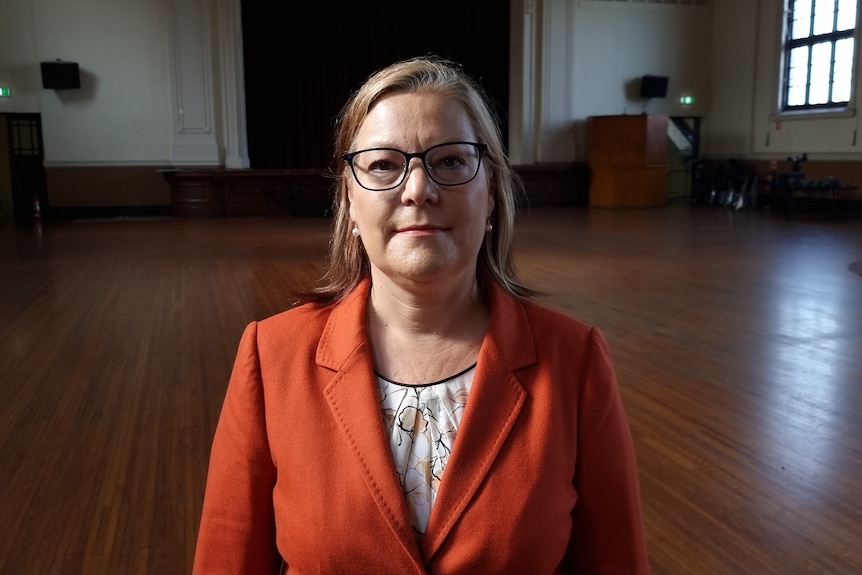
top-left (347, 90), bottom-right (495, 289)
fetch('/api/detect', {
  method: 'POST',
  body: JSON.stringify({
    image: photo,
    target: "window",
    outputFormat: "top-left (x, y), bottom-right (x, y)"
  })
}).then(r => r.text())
top-left (782, 0), bottom-right (859, 111)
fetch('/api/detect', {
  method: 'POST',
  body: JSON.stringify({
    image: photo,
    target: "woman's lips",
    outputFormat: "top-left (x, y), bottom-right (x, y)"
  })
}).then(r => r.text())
top-left (397, 224), bottom-right (446, 233)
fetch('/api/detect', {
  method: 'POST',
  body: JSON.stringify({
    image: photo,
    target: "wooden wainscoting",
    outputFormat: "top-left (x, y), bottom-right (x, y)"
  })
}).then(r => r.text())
top-left (163, 168), bottom-right (335, 218)
top-left (163, 163), bottom-right (589, 217)
top-left (515, 162), bottom-right (589, 207)
top-left (45, 165), bottom-right (172, 219)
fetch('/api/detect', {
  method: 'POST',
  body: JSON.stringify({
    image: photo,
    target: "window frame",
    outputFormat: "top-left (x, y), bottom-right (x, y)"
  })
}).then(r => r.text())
top-left (780, 0), bottom-right (859, 112)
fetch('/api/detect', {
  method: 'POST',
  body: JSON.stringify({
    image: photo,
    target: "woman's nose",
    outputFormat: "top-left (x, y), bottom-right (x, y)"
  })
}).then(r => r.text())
top-left (400, 159), bottom-right (439, 205)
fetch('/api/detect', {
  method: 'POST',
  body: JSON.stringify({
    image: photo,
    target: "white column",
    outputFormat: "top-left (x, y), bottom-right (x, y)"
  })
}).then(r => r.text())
top-left (509, 0), bottom-right (539, 165)
top-left (218, 0), bottom-right (249, 168)
top-left (538, 0), bottom-right (575, 162)
top-left (167, 0), bottom-right (220, 166)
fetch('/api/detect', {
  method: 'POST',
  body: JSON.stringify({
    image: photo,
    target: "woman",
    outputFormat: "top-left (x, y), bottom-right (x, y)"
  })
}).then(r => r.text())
top-left (193, 56), bottom-right (650, 574)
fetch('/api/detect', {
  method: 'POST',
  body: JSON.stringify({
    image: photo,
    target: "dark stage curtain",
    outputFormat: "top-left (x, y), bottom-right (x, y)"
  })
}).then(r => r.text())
top-left (240, 3), bottom-right (510, 170)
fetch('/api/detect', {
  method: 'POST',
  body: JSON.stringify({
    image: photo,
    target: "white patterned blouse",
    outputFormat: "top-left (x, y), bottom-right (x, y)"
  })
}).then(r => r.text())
top-left (377, 363), bottom-right (477, 536)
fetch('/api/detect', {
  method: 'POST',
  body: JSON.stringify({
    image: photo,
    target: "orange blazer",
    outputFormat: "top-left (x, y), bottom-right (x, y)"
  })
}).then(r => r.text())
top-left (193, 278), bottom-right (650, 575)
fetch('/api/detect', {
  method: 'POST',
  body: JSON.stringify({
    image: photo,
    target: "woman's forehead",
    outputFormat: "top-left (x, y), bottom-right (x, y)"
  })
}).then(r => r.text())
top-left (353, 92), bottom-right (476, 149)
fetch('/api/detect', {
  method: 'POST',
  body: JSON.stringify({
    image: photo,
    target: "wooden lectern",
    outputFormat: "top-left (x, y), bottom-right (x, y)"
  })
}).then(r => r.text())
top-left (587, 115), bottom-right (668, 208)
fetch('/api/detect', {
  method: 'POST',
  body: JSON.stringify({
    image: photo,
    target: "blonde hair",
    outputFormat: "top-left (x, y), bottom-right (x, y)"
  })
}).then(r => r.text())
top-left (301, 55), bottom-right (533, 304)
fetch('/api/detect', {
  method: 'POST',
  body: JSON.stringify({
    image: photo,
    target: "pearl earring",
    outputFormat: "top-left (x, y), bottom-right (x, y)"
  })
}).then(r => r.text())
top-left (351, 224), bottom-right (360, 237)
top-left (486, 218), bottom-right (493, 233)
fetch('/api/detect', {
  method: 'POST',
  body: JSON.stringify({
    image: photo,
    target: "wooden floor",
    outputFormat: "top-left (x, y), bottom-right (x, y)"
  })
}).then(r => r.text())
top-left (1, 203), bottom-right (861, 575)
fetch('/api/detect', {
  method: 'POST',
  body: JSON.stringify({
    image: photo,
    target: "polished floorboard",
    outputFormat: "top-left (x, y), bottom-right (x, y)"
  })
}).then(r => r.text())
top-left (1, 203), bottom-right (860, 575)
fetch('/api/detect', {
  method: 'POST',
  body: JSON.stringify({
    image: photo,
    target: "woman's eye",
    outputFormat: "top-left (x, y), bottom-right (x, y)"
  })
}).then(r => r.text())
top-left (437, 156), bottom-right (467, 169)
top-left (369, 159), bottom-right (398, 172)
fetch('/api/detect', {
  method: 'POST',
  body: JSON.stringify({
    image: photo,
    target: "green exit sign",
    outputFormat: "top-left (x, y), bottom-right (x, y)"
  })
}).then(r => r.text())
top-left (0, 87), bottom-right (11, 97)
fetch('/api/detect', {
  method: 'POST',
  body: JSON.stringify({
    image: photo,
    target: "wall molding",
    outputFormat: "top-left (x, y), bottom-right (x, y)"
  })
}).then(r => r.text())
top-left (580, 0), bottom-right (708, 7)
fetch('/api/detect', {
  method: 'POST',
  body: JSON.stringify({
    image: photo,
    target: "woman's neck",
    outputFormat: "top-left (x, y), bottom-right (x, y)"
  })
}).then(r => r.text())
top-left (369, 273), bottom-right (482, 333)
top-left (365, 272), bottom-right (489, 384)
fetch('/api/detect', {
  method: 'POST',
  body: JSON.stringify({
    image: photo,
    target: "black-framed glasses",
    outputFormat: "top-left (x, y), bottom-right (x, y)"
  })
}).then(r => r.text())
top-left (343, 141), bottom-right (488, 191)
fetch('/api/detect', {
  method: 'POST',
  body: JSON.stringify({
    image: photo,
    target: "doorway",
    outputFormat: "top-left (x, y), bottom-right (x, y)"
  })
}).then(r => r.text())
top-left (0, 113), bottom-right (47, 220)
top-left (668, 116), bottom-right (702, 200)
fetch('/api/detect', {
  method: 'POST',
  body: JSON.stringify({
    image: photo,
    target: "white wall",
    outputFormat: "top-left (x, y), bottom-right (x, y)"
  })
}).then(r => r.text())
top-left (3, 0), bottom-right (861, 171)
top-left (701, 0), bottom-right (759, 156)
top-left (510, 0), bottom-right (862, 164)
top-left (707, 0), bottom-right (862, 160)
top-left (571, 1), bottom-right (712, 160)
top-left (0, 0), bottom-right (174, 166)
top-left (752, 0), bottom-right (862, 158)
top-left (0, 0), bottom-right (41, 114)
top-left (510, 0), bottom-right (712, 164)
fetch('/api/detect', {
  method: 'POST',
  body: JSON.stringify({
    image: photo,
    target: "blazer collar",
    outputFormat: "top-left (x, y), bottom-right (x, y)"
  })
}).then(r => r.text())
top-left (318, 279), bottom-right (423, 569)
top-left (422, 280), bottom-right (536, 560)
top-left (315, 277), bottom-right (537, 371)
top-left (318, 277), bottom-right (538, 566)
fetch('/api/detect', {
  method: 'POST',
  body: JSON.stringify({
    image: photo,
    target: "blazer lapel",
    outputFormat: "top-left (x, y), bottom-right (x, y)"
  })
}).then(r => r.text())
top-left (422, 283), bottom-right (537, 560)
top-left (317, 279), bottom-right (426, 571)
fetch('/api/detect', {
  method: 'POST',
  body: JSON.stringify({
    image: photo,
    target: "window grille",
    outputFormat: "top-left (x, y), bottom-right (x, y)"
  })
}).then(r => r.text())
top-left (782, 0), bottom-right (858, 111)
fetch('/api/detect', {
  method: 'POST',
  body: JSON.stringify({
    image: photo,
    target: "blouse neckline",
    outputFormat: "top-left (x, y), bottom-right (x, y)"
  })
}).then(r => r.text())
top-left (374, 362), bottom-right (478, 388)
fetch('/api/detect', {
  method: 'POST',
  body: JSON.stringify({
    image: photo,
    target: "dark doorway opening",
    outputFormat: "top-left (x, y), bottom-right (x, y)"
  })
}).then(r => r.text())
top-left (1, 113), bottom-right (47, 221)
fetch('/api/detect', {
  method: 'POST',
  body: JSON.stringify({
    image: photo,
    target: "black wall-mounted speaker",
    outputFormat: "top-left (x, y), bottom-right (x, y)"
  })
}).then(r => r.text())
top-left (41, 61), bottom-right (81, 90)
top-left (639, 75), bottom-right (668, 99)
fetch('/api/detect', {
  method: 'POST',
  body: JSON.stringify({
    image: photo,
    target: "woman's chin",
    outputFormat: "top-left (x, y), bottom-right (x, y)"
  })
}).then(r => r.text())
top-left (377, 257), bottom-right (470, 287)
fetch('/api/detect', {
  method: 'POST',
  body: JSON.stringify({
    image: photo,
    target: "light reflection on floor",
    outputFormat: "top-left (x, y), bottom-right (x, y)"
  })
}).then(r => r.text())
top-left (760, 231), bottom-right (860, 503)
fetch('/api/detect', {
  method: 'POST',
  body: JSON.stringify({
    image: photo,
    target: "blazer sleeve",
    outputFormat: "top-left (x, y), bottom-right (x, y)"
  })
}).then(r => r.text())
top-left (567, 327), bottom-right (651, 575)
top-left (193, 322), bottom-right (282, 575)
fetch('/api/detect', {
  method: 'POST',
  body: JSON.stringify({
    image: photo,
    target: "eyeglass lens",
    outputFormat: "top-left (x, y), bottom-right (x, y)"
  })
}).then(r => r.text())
top-left (349, 142), bottom-right (482, 191)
